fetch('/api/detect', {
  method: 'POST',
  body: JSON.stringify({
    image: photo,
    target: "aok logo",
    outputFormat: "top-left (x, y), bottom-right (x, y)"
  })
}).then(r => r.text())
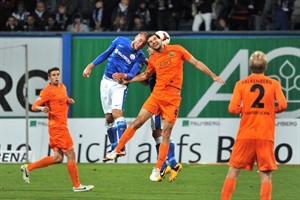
top-left (187, 47), bottom-right (300, 118)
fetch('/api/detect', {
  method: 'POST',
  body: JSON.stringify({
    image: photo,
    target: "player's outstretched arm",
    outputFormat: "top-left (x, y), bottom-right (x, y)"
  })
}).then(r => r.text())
top-left (188, 56), bottom-right (225, 85)
top-left (83, 63), bottom-right (95, 78)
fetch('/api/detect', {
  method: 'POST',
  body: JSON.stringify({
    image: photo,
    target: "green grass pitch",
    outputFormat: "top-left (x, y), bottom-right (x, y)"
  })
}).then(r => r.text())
top-left (0, 163), bottom-right (299, 200)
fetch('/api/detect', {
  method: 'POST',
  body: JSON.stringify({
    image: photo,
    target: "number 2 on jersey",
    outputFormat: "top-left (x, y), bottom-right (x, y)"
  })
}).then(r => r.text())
top-left (250, 84), bottom-right (265, 108)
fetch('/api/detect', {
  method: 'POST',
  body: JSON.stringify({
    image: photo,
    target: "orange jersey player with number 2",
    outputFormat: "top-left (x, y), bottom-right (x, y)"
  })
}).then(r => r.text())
top-left (106, 32), bottom-right (225, 182)
top-left (221, 51), bottom-right (287, 200)
top-left (21, 67), bottom-right (94, 192)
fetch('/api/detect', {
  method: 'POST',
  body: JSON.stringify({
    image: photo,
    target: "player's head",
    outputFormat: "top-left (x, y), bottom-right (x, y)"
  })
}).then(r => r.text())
top-left (48, 67), bottom-right (60, 85)
top-left (249, 51), bottom-right (268, 74)
top-left (146, 33), bottom-right (163, 51)
top-left (132, 31), bottom-right (148, 50)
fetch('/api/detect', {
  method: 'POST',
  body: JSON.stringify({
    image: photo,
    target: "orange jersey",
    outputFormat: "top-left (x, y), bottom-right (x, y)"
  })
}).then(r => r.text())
top-left (146, 44), bottom-right (192, 95)
top-left (229, 73), bottom-right (287, 141)
top-left (32, 82), bottom-right (70, 128)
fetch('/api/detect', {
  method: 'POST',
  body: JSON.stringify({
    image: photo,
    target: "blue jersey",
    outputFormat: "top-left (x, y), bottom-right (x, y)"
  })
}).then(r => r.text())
top-left (92, 36), bottom-right (146, 79)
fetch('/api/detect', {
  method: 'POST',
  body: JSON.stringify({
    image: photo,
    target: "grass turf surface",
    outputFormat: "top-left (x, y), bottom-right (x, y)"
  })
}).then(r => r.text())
top-left (0, 163), bottom-right (299, 200)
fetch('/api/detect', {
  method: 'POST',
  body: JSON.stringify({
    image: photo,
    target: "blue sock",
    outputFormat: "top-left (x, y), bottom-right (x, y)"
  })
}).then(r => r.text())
top-left (117, 120), bottom-right (127, 150)
top-left (107, 126), bottom-right (117, 150)
top-left (167, 140), bottom-right (177, 168)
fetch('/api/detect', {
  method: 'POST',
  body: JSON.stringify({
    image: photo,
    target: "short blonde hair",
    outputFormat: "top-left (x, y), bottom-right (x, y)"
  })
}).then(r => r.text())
top-left (249, 51), bottom-right (268, 73)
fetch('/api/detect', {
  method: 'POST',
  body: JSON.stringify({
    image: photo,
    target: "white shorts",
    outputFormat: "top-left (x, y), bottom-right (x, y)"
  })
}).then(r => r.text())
top-left (100, 75), bottom-right (128, 114)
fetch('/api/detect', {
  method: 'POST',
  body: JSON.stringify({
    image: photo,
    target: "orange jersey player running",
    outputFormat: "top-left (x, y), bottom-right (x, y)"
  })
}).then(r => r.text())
top-left (21, 67), bottom-right (94, 192)
top-left (105, 32), bottom-right (225, 182)
top-left (221, 51), bottom-right (287, 200)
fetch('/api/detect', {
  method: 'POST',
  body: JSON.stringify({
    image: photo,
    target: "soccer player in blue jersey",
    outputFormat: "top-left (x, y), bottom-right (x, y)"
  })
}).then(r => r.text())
top-left (83, 32), bottom-right (148, 162)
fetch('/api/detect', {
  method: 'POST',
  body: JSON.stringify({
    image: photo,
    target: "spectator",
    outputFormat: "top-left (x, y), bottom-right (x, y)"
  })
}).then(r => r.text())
top-left (45, 15), bottom-right (60, 31)
top-left (55, 4), bottom-right (70, 31)
top-left (22, 14), bottom-right (40, 31)
top-left (229, 0), bottom-right (250, 30)
top-left (272, 1), bottom-right (292, 30)
top-left (0, 0), bottom-right (16, 30)
top-left (134, 1), bottom-right (151, 30)
top-left (110, 14), bottom-right (126, 32)
top-left (155, 0), bottom-right (177, 31)
top-left (32, 1), bottom-right (50, 31)
top-left (192, 0), bottom-right (214, 31)
top-left (248, 0), bottom-right (266, 30)
top-left (111, 0), bottom-right (130, 31)
top-left (91, 0), bottom-right (104, 32)
top-left (4, 15), bottom-right (22, 31)
top-left (12, 1), bottom-right (30, 27)
top-left (67, 13), bottom-right (89, 32)
top-left (132, 16), bottom-right (146, 31)
top-left (215, 17), bottom-right (229, 30)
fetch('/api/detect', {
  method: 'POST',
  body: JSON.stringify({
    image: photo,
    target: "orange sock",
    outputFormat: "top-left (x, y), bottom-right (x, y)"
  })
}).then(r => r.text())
top-left (27, 156), bottom-right (55, 171)
top-left (115, 126), bottom-right (136, 152)
top-left (260, 182), bottom-right (272, 200)
top-left (155, 143), bottom-right (169, 170)
top-left (67, 161), bottom-right (80, 188)
top-left (221, 178), bottom-right (236, 200)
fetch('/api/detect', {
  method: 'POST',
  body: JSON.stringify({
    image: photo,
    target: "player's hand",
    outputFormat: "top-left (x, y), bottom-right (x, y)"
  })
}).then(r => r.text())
top-left (68, 98), bottom-right (75, 104)
top-left (83, 64), bottom-right (94, 78)
top-left (213, 76), bottom-right (226, 85)
top-left (42, 106), bottom-right (49, 113)
top-left (113, 73), bottom-right (127, 82)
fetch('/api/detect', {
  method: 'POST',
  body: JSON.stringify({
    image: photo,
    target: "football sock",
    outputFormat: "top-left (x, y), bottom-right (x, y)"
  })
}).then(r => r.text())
top-left (221, 178), bottom-right (236, 200)
top-left (116, 126), bottom-right (135, 153)
top-left (260, 182), bottom-right (272, 200)
top-left (107, 126), bottom-right (117, 150)
top-left (67, 161), bottom-right (80, 188)
top-left (167, 139), bottom-right (177, 168)
top-left (154, 137), bottom-right (167, 170)
top-left (27, 156), bottom-right (55, 171)
top-left (116, 119), bottom-right (127, 150)
top-left (156, 143), bottom-right (169, 170)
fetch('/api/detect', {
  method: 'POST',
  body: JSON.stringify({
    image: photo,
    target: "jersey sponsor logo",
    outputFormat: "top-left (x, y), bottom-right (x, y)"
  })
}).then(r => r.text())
top-left (114, 48), bottom-right (131, 65)
top-left (158, 58), bottom-right (172, 68)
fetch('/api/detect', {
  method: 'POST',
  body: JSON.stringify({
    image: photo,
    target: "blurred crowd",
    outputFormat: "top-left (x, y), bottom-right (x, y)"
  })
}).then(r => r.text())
top-left (0, 0), bottom-right (298, 32)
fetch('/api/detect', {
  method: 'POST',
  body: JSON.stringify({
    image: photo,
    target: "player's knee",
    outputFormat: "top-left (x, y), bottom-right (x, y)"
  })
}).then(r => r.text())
top-left (54, 155), bottom-right (63, 163)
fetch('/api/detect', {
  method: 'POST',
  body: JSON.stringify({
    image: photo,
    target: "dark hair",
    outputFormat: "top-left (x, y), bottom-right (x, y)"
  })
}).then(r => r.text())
top-left (47, 67), bottom-right (60, 76)
top-left (146, 33), bottom-right (160, 45)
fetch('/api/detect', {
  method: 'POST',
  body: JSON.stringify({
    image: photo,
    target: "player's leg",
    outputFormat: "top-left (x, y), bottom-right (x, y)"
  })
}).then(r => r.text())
top-left (105, 114), bottom-right (118, 151)
top-left (221, 167), bottom-right (240, 200)
top-left (167, 138), bottom-right (183, 182)
top-left (105, 108), bottom-right (153, 160)
top-left (64, 148), bottom-right (94, 192)
top-left (260, 171), bottom-right (272, 200)
top-left (257, 140), bottom-right (277, 200)
top-left (111, 83), bottom-right (128, 149)
top-left (20, 137), bottom-right (62, 183)
top-left (151, 115), bottom-right (171, 179)
top-left (150, 119), bottom-right (173, 182)
top-left (100, 78), bottom-right (118, 153)
top-left (221, 140), bottom-right (255, 200)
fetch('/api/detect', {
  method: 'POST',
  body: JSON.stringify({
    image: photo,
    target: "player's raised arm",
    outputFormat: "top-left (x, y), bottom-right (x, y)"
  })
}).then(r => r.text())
top-left (187, 56), bottom-right (225, 85)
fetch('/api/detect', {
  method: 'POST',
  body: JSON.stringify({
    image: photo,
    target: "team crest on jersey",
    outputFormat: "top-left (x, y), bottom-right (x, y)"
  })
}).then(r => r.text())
top-left (169, 52), bottom-right (174, 57)
top-left (130, 54), bottom-right (135, 60)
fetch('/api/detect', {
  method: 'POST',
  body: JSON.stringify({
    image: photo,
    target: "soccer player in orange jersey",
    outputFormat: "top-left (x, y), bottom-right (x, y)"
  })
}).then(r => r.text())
top-left (220, 51), bottom-right (287, 200)
top-left (21, 67), bottom-right (94, 192)
top-left (106, 32), bottom-right (225, 182)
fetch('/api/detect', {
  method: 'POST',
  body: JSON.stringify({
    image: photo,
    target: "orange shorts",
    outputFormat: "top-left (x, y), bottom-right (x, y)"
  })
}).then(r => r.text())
top-left (49, 126), bottom-right (74, 152)
top-left (143, 91), bottom-right (181, 124)
top-left (229, 139), bottom-right (277, 171)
